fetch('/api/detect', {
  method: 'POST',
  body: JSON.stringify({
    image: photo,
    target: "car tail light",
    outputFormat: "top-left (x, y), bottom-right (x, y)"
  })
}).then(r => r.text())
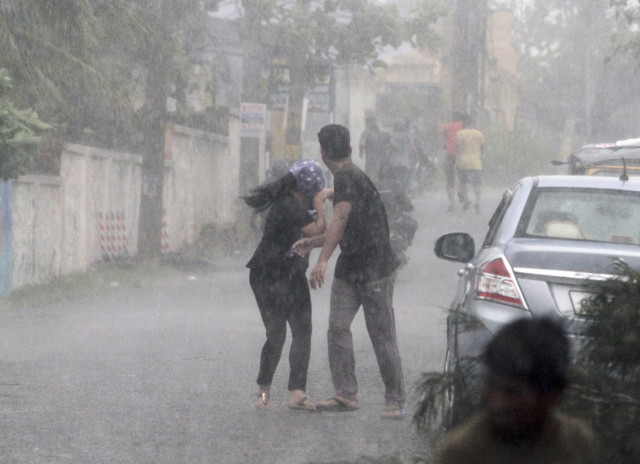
top-left (476, 257), bottom-right (527, 309)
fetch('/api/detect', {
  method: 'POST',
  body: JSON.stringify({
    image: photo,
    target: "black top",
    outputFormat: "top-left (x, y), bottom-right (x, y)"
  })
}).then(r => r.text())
top-left (333, 163), bottom-right (399, 283)
top-left (247, 194), bottom-right (314, 276)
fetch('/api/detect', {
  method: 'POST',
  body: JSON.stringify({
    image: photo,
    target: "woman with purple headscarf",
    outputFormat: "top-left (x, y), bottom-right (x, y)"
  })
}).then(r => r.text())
top-left (243, 159), bottom-right (332, 411)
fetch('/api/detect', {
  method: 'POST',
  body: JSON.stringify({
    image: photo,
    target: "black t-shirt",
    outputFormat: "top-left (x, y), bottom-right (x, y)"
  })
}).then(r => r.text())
top-left (333, 163), bottom-right (399, 283)
top-left (247, 194), bottom-right (314, 275)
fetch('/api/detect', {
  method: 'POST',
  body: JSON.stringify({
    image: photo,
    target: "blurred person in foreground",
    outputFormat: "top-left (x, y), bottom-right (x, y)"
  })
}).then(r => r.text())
top-left (455, 115), bottom-right (484, 213)
top-left (359, 115), bottom-right (389, 183)
top-left (442, 111), bottom-right (464, 212)
top-left (293, 124), bottom-right (405, 419)
top-left (243, 159), bottom-right (333, 411)
top-left (436, 317), bottom-right (598, 464)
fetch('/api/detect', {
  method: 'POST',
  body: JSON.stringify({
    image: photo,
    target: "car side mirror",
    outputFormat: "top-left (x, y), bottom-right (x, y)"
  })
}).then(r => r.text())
top-left (434, 233), bottom-right (475, 263)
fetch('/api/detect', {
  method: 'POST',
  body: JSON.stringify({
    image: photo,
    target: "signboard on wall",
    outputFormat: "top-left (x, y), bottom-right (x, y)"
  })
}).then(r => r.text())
top-left (306, 84), bottom-right (332, 113)
top-left (268, 89), bottom-right (288, 112)
top-left (0, 180), bottom-right (13, 297)
top-left (241, 103), bottom-right (267, 138)
top-left (268, 84), bottom-right (332, 113)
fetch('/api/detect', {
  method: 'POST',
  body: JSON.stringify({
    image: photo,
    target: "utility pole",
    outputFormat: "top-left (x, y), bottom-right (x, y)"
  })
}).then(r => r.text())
top-left (450, 0), bottom-right (486, 117)
top-left (138, 1), bottom-right (170, 264)
top-left (239, 0), bottom-right (268, 195)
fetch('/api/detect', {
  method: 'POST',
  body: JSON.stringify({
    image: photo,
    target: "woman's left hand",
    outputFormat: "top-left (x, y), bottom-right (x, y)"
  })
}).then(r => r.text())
top-left (293, 238), bottom-right (314, 257)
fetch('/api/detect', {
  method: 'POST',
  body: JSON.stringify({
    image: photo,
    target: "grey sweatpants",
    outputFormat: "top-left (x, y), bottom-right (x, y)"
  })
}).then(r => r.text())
top-left (328, 274), bottom-right (405, 404)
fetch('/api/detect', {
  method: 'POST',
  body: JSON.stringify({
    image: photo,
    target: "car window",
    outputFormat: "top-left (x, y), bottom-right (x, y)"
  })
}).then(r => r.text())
top-left (517, 188), bottom-right (640, 245)
top-left (482, 189), bottom-right (514, 248)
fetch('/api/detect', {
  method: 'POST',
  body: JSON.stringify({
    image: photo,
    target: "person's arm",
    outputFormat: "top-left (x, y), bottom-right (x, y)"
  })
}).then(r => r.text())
top-left (308, 201), bottom-right (351, 289)
top-left (300, 188), bottom-right (333, 237)
top-left (359, 135), bottom-right (366, 158)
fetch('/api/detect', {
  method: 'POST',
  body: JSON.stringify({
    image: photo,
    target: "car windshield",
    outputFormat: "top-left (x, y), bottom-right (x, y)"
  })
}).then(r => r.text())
top-left (520, 188), bottom-right (640, 245)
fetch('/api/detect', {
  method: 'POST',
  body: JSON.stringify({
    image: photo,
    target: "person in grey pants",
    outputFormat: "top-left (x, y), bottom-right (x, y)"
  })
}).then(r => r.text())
top-left (293, 124), bottom-right (406, 419)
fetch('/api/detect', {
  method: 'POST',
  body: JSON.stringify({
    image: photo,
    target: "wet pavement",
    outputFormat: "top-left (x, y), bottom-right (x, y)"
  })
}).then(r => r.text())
top-left (0, 189), bottom-right (504, 463)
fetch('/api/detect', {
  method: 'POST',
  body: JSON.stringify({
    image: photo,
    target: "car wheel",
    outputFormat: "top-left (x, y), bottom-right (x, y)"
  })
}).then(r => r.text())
top-left (442, 315), bottom-right (461, 430)
top-left (442, 345), bottom-right (457, 430)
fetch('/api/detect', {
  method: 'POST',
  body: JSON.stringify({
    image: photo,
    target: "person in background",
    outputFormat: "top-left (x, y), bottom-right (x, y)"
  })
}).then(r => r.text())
top-left (455, 115), bottom-right (484, 213)
top-left (243, 159), bottom-right (332, 412)
top-left (442, 111), bottom-right (464, 212)
top-left (436, 317), bottom-right (598, 464)
top-left (359, 115), bottom-right (389, 183)
top-left (293, 124), bottom-right (406, 420)
top-left (389, 118), bottom-right (418, 194)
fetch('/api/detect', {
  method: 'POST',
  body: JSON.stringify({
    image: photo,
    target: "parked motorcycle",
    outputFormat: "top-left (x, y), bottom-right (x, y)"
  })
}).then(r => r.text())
top-left (411, 153), bottom-right (438, 197)
top-left (377, 169), bottom-right (418, 267)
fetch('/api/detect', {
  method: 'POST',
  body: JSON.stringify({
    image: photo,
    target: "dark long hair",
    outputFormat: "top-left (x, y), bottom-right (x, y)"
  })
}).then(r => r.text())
top-left (243, 172), bottom-right (297, 213)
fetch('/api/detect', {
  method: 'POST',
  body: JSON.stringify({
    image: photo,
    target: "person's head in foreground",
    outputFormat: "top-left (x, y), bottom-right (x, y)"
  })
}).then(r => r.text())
top-left (318, 124), bottom-right (352, 163)
top-left (483, 317), bottom-right (570, 441)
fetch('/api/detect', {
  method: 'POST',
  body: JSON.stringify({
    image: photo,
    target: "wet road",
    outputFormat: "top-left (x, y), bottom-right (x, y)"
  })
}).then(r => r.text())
top-left (0, 190), bottom-right (503, 463)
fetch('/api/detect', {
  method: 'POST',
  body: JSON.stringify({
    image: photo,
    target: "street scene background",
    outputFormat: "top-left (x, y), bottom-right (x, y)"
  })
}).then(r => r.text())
top-left (0, 192), bottom-right (501, 464)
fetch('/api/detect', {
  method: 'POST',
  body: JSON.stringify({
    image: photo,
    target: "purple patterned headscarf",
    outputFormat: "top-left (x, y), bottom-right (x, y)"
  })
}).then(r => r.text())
top-left (288, 159), bottom-right (326, 198)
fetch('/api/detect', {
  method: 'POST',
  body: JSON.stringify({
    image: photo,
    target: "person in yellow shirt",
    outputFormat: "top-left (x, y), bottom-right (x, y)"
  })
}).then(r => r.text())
top-left (455, 117), bottom-right (485, 213)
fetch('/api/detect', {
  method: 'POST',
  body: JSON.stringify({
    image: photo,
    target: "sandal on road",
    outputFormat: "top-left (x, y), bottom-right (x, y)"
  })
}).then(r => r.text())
top-left (316, 396), bottom-right (359, 412)
top-left (380, 402), bottom-right (405, 420)
top-left (255, 391), bottom-right (271, 409)
top-left (288, 395), bottom-right (319, 412)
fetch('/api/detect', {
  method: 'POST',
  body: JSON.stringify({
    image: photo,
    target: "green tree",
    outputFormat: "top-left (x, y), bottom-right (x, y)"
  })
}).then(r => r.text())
top-left (513, 0), bottom-right (640, 145)
top-left (103, 1), bottom-right (217, 262)
top-left (1, 0), bottom-right (219, 261)
top-left (237, 0), bottom-right (444, 153)
top-left (0, 69), bottom-right (51, 181)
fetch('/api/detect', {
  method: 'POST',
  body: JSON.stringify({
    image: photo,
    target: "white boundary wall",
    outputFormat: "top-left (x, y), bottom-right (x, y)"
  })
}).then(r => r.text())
top-left (12, 145), bottom-right (142, 289)
top-left (11, 118), bottom-right (241, 290)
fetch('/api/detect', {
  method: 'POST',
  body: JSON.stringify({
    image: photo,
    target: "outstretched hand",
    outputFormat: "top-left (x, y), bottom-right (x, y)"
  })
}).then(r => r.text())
top-left (309, 260), bottom-right (328, 290)
top-left (293, 238), bottom-right (314, 257)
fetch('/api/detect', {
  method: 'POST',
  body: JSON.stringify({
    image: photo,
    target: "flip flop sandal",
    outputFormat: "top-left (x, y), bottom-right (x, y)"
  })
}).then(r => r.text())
top-left (255, 391), bottom-right (271, 409)
top-left (288, 395), bottom-right (319, 412)
top-left (380, 407), bottom-right (405, 420)
top-left (316, 397), bottom-right (359, 412)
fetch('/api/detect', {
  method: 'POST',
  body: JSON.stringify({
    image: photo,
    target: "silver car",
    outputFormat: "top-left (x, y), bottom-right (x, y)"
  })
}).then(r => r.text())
top-left (434, 175), bottom-right (640, 427)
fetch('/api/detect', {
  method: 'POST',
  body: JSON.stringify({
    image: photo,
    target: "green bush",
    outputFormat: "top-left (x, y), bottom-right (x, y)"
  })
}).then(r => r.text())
top-left (0, 68), bottom-right (51, 180)
top-left (567, 261), bottom-right (640, 464)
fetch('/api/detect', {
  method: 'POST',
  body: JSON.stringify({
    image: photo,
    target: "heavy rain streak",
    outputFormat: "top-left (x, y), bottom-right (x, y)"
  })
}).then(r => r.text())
top-left (2, 0), bottom-right (640, 463)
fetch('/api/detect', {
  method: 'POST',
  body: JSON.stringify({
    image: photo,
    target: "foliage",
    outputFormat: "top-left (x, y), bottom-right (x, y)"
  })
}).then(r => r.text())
top-left (0, 68), bottom-right (51, 180)
top-left (238, 0), bottom-right (445, 90)
top-left (0, 0), bottom-right (219, 152)
top-left (513, 0), bottom-right (640, 143)
top-left (482, 124), bottom-right (556, 185)
top-left (1, 0), bottom-right (127, 144)
top-left (611, 0), bottom-right (640, 62)
top-left (567, 261), bottom-right (640, 464)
